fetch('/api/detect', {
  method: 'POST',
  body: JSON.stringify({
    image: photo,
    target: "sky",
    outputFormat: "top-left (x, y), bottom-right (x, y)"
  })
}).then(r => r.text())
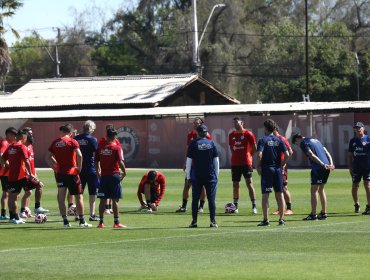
top-left (4, 0), bottom-right (138, 46)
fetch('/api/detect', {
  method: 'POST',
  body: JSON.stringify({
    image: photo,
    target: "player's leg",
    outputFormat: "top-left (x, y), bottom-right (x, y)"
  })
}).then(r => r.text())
top-left (20, 189), bottom-right (32, 218)
top-left (317, 184), bottom-right (327, 220)
top-left (98, 197), bottom-right (106, 228)
top-left (34, 181), bottom-right (48, 213)
top-left (176, 178), bottom-right (191, 212)
top-left (246, 177), bottom-right (257, 214)
top-left (0, 176), bottom-right (9, 219)
top-left (87, 174), bottom-right (99, 221)
top-left (232, 166), bottom-right (241, 212)
top-left (310, 184), bottom-right (319, 215)
top-left (57, 186), bottom-right (69, 226)
top-left (362, 180), bottom-right (370, 214)
top-left (198, 186), bottom-right (206, 213)
top-left (144, 183), bottom-right (153, 211)
top-left (190, 179), bottom-right (202, 227)
top-left (112, 174), bottom-right (125, 228)
top-left (273, 168), bottom-right (285, 225)
top-left (205, 181), bottom-right (217, 227)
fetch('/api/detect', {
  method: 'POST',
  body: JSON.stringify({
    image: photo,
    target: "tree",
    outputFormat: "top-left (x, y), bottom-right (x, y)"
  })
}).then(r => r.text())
top-left (0, 0), bottom-right (23, 91)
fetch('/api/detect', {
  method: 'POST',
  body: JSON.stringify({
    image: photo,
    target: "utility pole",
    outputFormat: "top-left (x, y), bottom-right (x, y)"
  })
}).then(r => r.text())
top-left (355, 52), bottom-right (360, 101)
top-left (55, 28), bottom-right (61, 77)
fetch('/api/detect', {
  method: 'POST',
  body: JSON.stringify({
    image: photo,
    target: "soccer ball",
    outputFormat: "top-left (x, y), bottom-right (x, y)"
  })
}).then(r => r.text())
top-left (68, 205), bottom-right (77, 216)
top-left (224, 203), bottom-right (237, 213)
top-left (35, 213), bottom-right (47, 224)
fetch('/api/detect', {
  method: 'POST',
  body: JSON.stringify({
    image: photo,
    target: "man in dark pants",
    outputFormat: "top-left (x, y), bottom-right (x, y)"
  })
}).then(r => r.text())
top-left (186, 124), bottom-right (219, 228)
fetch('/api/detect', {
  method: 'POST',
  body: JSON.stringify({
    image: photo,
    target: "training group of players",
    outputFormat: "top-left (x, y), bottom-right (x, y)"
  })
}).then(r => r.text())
top-left (0, 118), bottom-right (369, 228)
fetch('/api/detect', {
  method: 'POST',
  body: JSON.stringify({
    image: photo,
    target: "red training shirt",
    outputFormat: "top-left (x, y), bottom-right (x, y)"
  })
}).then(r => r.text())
top-left (2, 141), bottom-right (29, 182)
top-left (187, 130), bottom-right (212, 145)
top-left (95, 142), bottom-right (123, 176)
top-left (0, 138), bottom-right (10, 176)
top-left (137, 171), bottom-right (166, 206)
top-left (277, 134), bottom-right (291, 163)
top-left (48, 136), bottom-right (79, 175)
top-left (229, 129), bottom-right (256, 166)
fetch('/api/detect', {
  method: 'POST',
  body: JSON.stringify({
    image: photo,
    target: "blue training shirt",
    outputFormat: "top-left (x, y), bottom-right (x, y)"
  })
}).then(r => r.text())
top-left (187, 137), bottom-right (218, 182)
top-left (300, 137), bottom-right (329, 170)
top-left (348, 135), bottom-right (370, 170)
top-left (74, 133), bottom-right (98, 175)
top-left (257, 134), bottom-right (287, 168)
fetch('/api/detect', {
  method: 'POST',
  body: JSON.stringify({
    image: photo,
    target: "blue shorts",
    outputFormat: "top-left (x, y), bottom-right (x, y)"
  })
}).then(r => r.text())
top-left (311, 168), bottom-right (330, 185)
top-left (261, 167), bottom-right (284, 194)
top-left (352, 168), bottom-right (370, 183)
top-left (97, 174), bottom-right (122, 200)
top-left (80, 173), bottom-right (100, 195)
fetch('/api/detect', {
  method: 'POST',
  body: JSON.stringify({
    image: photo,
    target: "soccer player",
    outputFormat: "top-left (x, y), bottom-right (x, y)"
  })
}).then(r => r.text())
top-left (45, 124), bottom-right (92, 228)
top-left (0, 127), bottom-right (17, 220)
top-left (186, 124), bottom-right (219, 228)
top-left (271, 125), bottom-right (294, 215)
top-left (19, 127), bottom-right (49, 218)
top-left (0, 130), bottom-right (33, 224)
top-left (292, 133), bottom-right (335, 220)
top-left (256, 119), bottom-right (289, 226)
top-left (95, 128), bottom-right (127, 228)
top-left (228, 117), bottom-right (257, 214)
top-left (137, 170), bottom-right (166, 212)
top-left (74, 120), bottom-right (100, 221)
top-left (176, 117), bottom-right (210, 213)
top-left (98, 124), bottom-right (122, 215)
top-left (347, 122), bottom-right (370, 214)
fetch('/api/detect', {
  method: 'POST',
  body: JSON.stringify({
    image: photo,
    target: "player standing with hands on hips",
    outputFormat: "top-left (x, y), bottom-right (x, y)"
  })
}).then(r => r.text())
top-left (186, 124), bottom-right (219, 228)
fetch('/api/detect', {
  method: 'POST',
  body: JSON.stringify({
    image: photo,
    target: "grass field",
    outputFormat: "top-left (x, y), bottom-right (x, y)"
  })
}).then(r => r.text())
top-left (1, 168), bottom-right (370, 280)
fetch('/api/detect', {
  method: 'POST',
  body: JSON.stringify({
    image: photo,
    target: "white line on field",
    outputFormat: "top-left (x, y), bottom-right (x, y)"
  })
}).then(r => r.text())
top-left (0, 220), bottom-right (365, 253)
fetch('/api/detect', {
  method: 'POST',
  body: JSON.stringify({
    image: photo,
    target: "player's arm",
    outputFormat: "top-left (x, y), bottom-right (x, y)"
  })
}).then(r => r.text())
top-left (24, 158), bottom-right (32, 176)
top-left (155, 176), bottom-right (166, 206)
top-left (185, 157), bottom-right (192, 182)
top-left (75, 148), bottom-right (83, 174)
top-left (94, 159), bottom-right (101, 178)
top-left (118, 160), bottom-right (126, 180)
top-left (323, 147), bottom-right (335, 170)
top-left (45, 151), bottom-right (58, 172)
top-left (282, 150), bottom-right (290, 168)
top-left (347, 150), bottom-right (353, 174)
top-left (256, 151), bottom-right (262, 176)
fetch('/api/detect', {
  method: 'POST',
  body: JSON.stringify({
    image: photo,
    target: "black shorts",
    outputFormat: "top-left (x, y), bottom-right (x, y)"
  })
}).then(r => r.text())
top-left (231, 165), bottom-right (253, 182)
top-left (352, 168), bottom-right (370, 183)
top-left (0, 176), bottom-right (8, 192)
top-left (311, 168), bottom-right (330, 185)
top-left (8, 178), bottom-right (27, 194)
top-left (55, 173), bottom-right (83, 195)
top-left (23, 175), bottom-right (41, 191)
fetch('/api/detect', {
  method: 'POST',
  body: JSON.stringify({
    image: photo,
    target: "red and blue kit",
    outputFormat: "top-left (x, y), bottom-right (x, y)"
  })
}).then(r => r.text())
top-left (48, 136), bottom-right (79, 175)
top-left (137, 172), bottom-right (166, 206)
top-left (95, 143), bottom-right (123, 176)
top-left (229, 129), bottom-right (256, 167)
top-left (2, 142), bottom-right (29, 182)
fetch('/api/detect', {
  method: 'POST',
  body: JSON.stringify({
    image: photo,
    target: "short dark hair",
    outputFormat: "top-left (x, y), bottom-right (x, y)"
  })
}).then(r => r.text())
top-left (16, 129), bottom-right (28, 140)
top-left (292, 133), bottom-right (302, 144)
top-left (148, 170), bottom-right (157, 181)
top-left (264, 119), bottom-right (276, 133)
top-left (5, 127), bottom-right (17, 135)
top-left (193, 117), bottom-right (203, 124)
top-left (105, 124), bottom-right (114, 131)
top-left (59, 124), bottom-right (74, 133)
top-left (106, 128), bottom-right (117, 138)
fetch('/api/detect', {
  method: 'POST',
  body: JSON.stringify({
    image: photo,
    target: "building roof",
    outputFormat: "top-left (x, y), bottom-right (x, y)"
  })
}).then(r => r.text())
top-left (0, 101), bottom-right (369, 120)
top-left (0, 74), bottom-right (239, 111)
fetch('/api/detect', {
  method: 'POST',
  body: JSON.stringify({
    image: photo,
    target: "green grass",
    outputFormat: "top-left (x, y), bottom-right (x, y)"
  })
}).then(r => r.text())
top-left (1, 169), bottom-right (370, 280)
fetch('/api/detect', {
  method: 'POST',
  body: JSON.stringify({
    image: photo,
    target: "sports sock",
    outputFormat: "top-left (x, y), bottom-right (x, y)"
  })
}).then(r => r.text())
top-left (286, 202), bottom-right (292, 210)
top-left (146, 200), bottom-right (152, 209)
top-left (1, 209), bottom-right (6, 216)
top-left (9, 211), bottom-right (15, 219)
top-left (62, 215), bottom-right (68, 224)
top-left (14, 213), bottom-right (20, 220)
top-left (199, 200), bottom-right (205, 208)
top-left (99, 217), bottom-right (104, 224)
top-left (35, 202), bottom-right (41, 209)
top-left (251, 199), bottom-right (256, 208)
top-left (79, 215), bottom-right (85, 224)
top-left (233, 198), bottom-right (239, 208)
top-left (182, 199), bottom-right (188, 208)
top-left (114, 217), bottom-right (119, 224)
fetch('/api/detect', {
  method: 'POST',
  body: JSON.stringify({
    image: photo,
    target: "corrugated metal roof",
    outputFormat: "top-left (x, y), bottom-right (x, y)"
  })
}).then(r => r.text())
top-left (0, 74), bottom-right (199, 109)
top-left (0, 101), bottom-right (368, 120)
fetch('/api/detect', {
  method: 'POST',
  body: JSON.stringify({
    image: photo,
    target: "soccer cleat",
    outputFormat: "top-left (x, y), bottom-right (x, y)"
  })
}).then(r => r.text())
top-left (210, 221), bottom-right (218, 228)
top-left (233, 208), bottom-right (239, 214)
top-left (302, 214), bottom-right (318, 221)
top-left (354, 204), bottom-right (360, 213)
top-left (113, 223), bottom-right (127, 229)
top-left (176, 206), bottom-right (187, 213)
top-left (64, 223), bottom-right (71, 228)
top-left (79, 222), bottom-right (92, 228)
top-left (257, 220), bottom-right (270, 226)
top-left (0, 215), bottom-right (9, 220)
top-left (189, 221), bottom-right (198, 228)
top-left (146, 208), bottom-right (153, 213)
top-left (89, 215), bottom-right (100, 221)
top-left (362, 207), bottom-right (370, 215)
top-left (109, 209), bottom-right (114, 214)
top-left (278, 219), bottom-right (285, 226)
top-left (252, 207), bottom-right (258, 215)
top-left (35, 207), bottom-right (49, 214)
top-left (20, 212), bottom-right (28, 219)
top-left (198, 207), bottom-right (204, 213)
top-left (75, 216), bottom-right (80, 222)
top-left (272, 209), bottom-right (279, 215)
top-left (284, 209), bottom-right (293, 215)
top-left (317, 212), bottom-right (327, 220)
top-left (11, 218), bottom-right (25, 224)
top-left (97, 223), bottom-right (105, 228)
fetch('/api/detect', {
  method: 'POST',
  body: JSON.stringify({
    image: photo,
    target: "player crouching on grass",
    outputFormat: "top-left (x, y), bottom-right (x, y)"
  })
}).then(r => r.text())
top-left (137, 170), bottom-right (166, 212)
top-left (95, 128), bottom-right (127, 229)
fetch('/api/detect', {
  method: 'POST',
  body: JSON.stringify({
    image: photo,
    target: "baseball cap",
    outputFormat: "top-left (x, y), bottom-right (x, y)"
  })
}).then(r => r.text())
top-left (353, 122), bottom-right (364, 128)
top-left (196, 124), bottom-right (208, 134)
